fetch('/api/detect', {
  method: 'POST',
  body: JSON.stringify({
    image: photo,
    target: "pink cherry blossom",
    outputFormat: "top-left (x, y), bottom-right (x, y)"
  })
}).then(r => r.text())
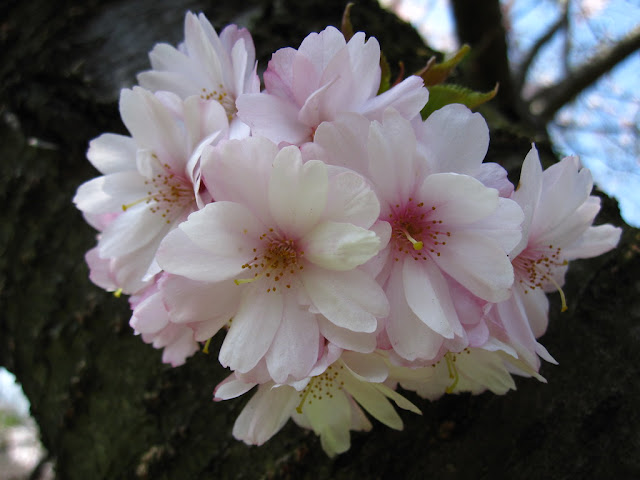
top-left (488, 146), bottom-right (621, 368)
top-left (156, 137), bottom-right (389, 383)
top-left (73, 87), bottom-right (229, 294)
top-left (214, 348), bottom-right (420, 457)
top-left (313, 109), bottom-right (523, 362)
top-left (390, 339), bottom-right (546, 401)
top-left (236, 26), bottom-right (429, 145)
top-left (138, 11), bottom-right (259, 136)
top-left (129, 279), bottom-right (199, 367)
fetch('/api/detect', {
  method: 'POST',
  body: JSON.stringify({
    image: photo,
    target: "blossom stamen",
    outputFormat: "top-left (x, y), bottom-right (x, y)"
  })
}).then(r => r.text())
top-left (514, 244), bottom-right (569, 311)
top-left (121, 162), bottom-right (193, 224)
top-left (547, 275), bottom-right (569, 312)
top-left (444, 353), bottom-right (459, 394)
top-left (400, 227), bottom-right (424, 251)
top-left (389, 200), bottom-right (450, 261)
top-left (234, 276), bottom-right (262, 286)
top-left (296, 364), bottom-right (343, 414)
top-left (237, 232), bottom-right (303, 293)
top-left (200, 84), bottom-right (237, 121)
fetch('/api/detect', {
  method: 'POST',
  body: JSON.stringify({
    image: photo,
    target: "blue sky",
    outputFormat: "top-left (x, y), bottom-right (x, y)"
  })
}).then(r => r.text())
top-left (382, 0), bottom-right (640, 227)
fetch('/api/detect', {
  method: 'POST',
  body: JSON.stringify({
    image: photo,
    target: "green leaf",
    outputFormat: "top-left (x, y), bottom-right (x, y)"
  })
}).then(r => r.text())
top-left (421, 83), bottom-right (499, 118)
top-left (417, 44), bottom-right (471, 86)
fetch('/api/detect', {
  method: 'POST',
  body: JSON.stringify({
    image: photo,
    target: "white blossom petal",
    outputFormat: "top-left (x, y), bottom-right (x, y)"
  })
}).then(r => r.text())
top-left (317, 316), bottom-right (376, 353)
top-left (342, 375), bottom-right (403, 430)
top-left (418, 103), bottom-right (489, 174)
top-left (301, 267), bottom-right (388, 333)
top-left (268, 150), bottom-right (328, 237)
top-left (214, 374), bottom-right (257, 401)
top-left (86, 133), bottom-right (137, 174)
top-left (232, 384), bottom-right (298, 446)
top-left (99, 203), bottom-right (168, 257)
top-left (266, 294), bottom-right (319, 383)
top-left (386, 263), bottom-right (445, 361)
top-left (434, 230), bottom-right (514, 302)
top-left (403, 258), bottom-right (463, 339)
top-left (302, 221), bottom-right (380, 271)
top-left (419, 173), bottom-right (498, 225)
top-left (157, 227), bottom-right (244, 283)
top-left (219, 287), bottom-right (284, 373)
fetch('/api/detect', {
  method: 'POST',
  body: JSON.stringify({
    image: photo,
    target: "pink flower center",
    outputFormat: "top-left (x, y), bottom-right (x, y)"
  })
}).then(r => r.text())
top-left (122, 157), bottom-right (193, 224)
top-left (513, 244), bottom-right (569, 311)
top-left (513, 244), bottom-right (567, 292)
top-left (236, 229), bottom-right (305, 293)
top-left (200, 84), bottom-right (237, 120)
top-left (388, 198), bottom-right (451, 262)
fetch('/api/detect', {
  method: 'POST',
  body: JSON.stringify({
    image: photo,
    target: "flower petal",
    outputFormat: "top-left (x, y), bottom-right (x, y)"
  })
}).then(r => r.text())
top-left (312, 113), bottom-right (371, 174)
top-left (420, 173), bottom-right (498, 225)
top-left (177, 201), bottom-right (263, 269)
top-left (202, 137), bottom-right (277, 221)
top-left (73, 172), bottom-right (148, 215)
top-left (266, 294), bottom-right (319, 383)
top-left (359, 76), bottom-right (428, 121)
top-left (232, 383), bottom-right (298, 446)
top-left (269, 149), bottom-right (328, 238)
top-left (403, 258), bottom-right (463, 339)
top-left (160, 275), bottom-right (240, 339)
top-left (237, 93), bottom-right (311, 144)
top-left (342, 375), bottom-right (403, 430)
top-left (532, 155), bottom-right (593, 237)
top-left (562, 223), bottom-right (622, 260)
top-left (367, 110), bottom-right (420, 206)
top-left (341, 351), bottom-right (387, 383)
top-left (317, 316), bottom-right (376, 353)
top-left (434, 230), bottom-right (514, 302)
top-left (301, 387), bottom-right (352, 457)
top-left (119, 87), bottom-right (186, 168)
top-left (385, 263), bottom-right (444, 361)
top-left (99, 203), bottom-right (168, 257)
top-left (157, 227), bottom-right (244, 283)
top-left (86, 133), bottom-right (137, 174)
top-left (214, 374), bottom-right (256, 401)
top-left (219, 287), bottom-right (284, 373)
top-left (325, 168), bottom-right (380, 228)
top-left (301, 267), bottom-right (388, 333)
top-left (302, 221), bottom-right (380, 271)
top-left (130, 288), bottom-right (169, 335)
top-left (417, 103), bottom-right (489, 174)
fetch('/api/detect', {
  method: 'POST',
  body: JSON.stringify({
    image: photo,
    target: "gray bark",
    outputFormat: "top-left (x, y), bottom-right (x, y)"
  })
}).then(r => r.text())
top-left (1, 0), bottom-right (638, 478)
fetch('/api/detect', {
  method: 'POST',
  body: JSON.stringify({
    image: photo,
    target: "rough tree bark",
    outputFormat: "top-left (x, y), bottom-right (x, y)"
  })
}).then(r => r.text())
top-left (1, 0), bottom-right (638, 478)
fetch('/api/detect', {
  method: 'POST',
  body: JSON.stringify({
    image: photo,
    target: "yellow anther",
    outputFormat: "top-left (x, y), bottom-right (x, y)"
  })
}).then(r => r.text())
top-left (113, 288), bottom-right (123, 298)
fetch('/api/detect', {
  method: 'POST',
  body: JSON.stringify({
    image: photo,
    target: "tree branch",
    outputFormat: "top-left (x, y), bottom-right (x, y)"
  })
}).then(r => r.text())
top-left (514, 3), bottom-right (569, 95)
top-left (528, 23), bottom-right (640, 123)
top-left (450, 0), bottom-right (518, 118)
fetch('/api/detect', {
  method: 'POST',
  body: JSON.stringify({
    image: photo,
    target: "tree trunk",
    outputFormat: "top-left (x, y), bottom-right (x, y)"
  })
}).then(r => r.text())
top-left (1, 0), bottom-right (638, 478)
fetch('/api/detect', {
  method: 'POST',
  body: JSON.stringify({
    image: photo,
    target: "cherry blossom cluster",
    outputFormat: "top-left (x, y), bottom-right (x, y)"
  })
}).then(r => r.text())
top-left (74, 12), bottom-right (621, 456)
